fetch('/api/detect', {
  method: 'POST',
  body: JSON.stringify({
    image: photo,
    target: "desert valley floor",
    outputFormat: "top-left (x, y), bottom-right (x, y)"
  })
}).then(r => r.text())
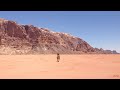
top-left (0, 54), bottom-right (120, 79)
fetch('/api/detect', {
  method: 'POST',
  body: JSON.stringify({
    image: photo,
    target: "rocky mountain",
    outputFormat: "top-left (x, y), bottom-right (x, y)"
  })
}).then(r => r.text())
top-left (94, 48), bottom-right (118, 54)
top-left (0, 18), bottom-right (119, 54)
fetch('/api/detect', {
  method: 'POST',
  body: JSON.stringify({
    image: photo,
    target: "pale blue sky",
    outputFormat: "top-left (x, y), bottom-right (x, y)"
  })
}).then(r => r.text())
top-left (0, 11), bottom-right (120, 52)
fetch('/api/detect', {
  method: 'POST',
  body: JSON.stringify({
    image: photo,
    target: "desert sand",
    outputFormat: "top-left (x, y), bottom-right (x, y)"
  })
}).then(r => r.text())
top-left (0, 54), bottom-right (120, 79)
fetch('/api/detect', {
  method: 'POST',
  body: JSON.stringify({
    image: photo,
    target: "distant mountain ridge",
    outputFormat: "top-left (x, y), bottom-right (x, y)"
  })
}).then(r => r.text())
top-left (0, 18), bottom-right (119, 54)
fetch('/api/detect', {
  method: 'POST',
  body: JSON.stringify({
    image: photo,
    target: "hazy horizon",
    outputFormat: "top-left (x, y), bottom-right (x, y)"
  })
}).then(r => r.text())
top-left (0, 11), bottom-right (120, 53)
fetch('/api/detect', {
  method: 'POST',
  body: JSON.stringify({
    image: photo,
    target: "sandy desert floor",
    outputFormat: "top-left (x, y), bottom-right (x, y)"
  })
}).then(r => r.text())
top-left (0, 54), bottom-right (120, 79)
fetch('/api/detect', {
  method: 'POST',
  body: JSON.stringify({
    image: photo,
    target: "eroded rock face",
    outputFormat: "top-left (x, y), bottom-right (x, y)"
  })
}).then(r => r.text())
top-left (0, 18), bottom-right (118, 54)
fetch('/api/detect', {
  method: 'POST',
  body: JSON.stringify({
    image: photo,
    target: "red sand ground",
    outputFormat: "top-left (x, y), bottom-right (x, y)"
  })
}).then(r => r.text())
top-left (0, 54), bottom-right (120, 79)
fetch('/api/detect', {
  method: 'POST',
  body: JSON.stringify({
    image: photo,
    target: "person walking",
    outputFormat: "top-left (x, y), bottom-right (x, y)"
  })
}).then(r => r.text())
top-left (57, 53), bottom-right (60, 62)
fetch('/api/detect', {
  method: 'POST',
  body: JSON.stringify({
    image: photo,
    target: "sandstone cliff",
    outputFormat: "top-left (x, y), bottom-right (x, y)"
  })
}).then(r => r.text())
top-left (0, 18), bottom-right (118, 54)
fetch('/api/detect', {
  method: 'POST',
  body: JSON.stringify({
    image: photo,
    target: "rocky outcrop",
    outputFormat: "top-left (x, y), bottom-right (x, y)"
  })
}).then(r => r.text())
top-left (0, 18), bottom-right (118, 54)
top-left (94, 48), bottom-right (119, 54)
